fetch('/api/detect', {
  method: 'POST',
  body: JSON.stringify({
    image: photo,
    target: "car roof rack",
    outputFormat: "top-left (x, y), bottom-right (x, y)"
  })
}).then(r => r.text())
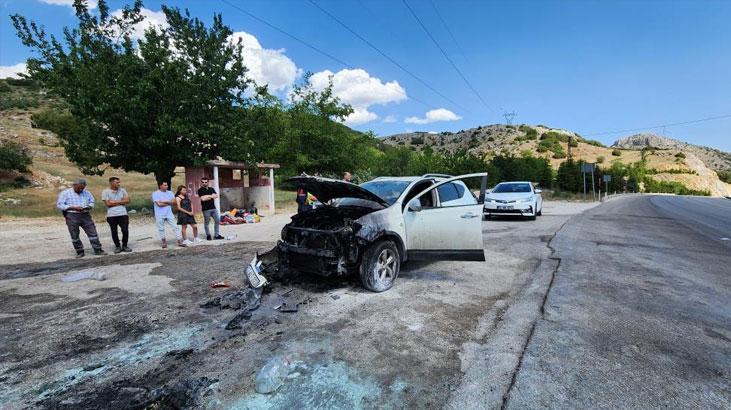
top-left (421, 173), bottom-right (452, 179)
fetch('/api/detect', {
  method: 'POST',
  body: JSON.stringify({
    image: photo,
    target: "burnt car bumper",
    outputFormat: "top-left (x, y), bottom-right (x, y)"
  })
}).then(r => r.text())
top-left (277, 226), bottom-right (362, 276)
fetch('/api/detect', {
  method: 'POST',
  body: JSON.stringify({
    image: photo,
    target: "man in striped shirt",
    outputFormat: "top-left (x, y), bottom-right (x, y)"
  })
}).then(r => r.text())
top-left (56, 177), bottom-right (106, 258)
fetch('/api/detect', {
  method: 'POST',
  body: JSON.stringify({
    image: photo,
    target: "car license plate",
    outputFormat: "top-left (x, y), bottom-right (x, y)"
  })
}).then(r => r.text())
top-left (497, 205), bottom-right (513, 210)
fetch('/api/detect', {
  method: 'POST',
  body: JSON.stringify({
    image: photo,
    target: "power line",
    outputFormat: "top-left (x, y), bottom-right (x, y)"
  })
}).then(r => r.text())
top-left (219, 0), bottom-right (352, 69)
top-left (401, 0), bottom-right (495, 114)
top-left (305, 0), bottom-right (466, 112)
top-left (583, 114), bottom-right (731, 137)
top-left (428, 0), bottom-right (471, 66)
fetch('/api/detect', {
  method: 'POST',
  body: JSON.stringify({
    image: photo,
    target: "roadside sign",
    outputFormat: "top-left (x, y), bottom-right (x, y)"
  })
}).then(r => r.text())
top-left (603, 175), bottom-right (612, 182)
top-left (582, 163), bottom-right (595, 173)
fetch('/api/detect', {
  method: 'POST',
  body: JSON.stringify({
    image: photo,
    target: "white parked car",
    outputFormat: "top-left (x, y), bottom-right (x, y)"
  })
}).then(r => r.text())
top-left (483, 181), bottom-right (543, 220)
top-left (252, 173), bottom-right (487, 292)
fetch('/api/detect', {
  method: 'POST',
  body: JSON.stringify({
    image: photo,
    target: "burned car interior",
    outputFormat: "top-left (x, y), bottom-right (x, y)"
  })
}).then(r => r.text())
top-left (247, 173), bottom-right (488, 292)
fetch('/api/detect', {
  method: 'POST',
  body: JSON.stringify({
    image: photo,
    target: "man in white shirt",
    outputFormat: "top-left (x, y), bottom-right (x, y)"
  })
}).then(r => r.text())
top-left (151, 181), bottom-right (185, 248)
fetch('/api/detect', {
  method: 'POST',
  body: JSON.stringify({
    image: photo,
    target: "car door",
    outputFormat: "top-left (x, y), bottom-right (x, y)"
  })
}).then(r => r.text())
top-left (403, 173), bottom-right (487, 261)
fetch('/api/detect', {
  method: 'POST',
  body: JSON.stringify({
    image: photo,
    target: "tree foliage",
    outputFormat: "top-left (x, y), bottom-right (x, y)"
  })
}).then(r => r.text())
top-left (12, 0), bottom-right (252, 184)
top-left (0, 140), bottom-right (32, 172)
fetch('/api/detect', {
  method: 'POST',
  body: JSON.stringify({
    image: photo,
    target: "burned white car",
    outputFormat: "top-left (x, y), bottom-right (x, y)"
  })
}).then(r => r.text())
top-left (251, 173), bottom-right (487, 292)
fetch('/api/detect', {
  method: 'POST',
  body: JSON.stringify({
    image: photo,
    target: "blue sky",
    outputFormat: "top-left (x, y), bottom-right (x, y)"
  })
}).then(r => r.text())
top-left (1, 0), bottom-right (730, 150)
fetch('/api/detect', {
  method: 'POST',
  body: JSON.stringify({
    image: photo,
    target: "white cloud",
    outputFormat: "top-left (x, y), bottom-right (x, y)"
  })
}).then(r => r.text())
top-left (111, 8), bottom-right (168, 40)
top-left (310, 68), bottom-right (406, 125)
top-left (383, 115), bottom-right (397, 123)
top-left (0, 63), bottom-right (28, 79)
top-left (37, 0), bottom-right (97, 9)
top-left (405, 108), bottom-right (462, 124)
top-left (228, 31), bottom-right (300, 92)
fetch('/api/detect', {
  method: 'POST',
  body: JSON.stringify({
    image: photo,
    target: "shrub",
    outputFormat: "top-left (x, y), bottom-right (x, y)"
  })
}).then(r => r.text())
top-left (487, 136), bottom-right (495, 142)
top-left (674, 152), bottom-right (686, 159)
top-left (397, 141), bottom-right (405, 145)
top-left (411, 136), bottom-right (424, 145)
top-left (0, 81), bottom-right (11, 93)
top-left (0, 140), bottom-right (32, 172)
top-left (569, 139), bottom-right (579, 147)
top-left (718, 171), bottom-right (731, 184)
top-left (643, 177), bottom-right (709, 196)
top-left (596, 156), bottom-right (605, 164)
top-left (5, 78), bottom-right (37, 87)
top-left (0, 97), bottom-right (39, 110)
top-left (585, 139), bottom-right (605, 147)
top-left (611, 149), bottom-right (622, 156)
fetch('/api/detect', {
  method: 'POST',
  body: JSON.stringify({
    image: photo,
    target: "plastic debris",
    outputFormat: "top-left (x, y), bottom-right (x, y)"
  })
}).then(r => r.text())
top-left (255, 356), bottom-right (291, 394)
top-left (209, 281), bottom-right (230, 288)
top-left (245, 256), bottom-right (268, 289)
top-left (62, 271), bottom-right (106, 282)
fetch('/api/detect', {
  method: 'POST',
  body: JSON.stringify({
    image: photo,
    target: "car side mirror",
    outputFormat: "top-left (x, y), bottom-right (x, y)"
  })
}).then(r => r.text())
top-left (535, 189), bottom-right (542, 194)
top-left (407, 198), bottom-right (422, 212)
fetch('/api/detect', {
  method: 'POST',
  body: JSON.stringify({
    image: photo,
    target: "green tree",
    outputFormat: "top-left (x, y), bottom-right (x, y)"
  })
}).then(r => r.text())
top-left (0, 140), bottom-right (32, 172)
top-left (12, 0), bottom-right (252, 185)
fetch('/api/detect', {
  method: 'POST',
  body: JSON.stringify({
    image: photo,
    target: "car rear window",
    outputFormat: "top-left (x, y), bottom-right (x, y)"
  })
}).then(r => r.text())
top-left (437, 183), bottom-right (464, 202)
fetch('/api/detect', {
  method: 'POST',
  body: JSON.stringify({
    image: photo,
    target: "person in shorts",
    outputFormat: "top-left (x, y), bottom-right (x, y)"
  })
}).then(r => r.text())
top-left (101, 176), bottom-right (132, 253)
top-left (175, 185), bottom-right (200, 245)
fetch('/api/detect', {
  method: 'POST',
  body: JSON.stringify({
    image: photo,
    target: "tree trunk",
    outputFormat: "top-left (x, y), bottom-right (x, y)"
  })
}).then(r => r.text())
top-left (154, 168), bottom-right (176, 189)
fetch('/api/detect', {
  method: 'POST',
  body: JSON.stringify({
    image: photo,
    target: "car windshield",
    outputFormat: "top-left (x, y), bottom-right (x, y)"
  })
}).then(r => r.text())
top-left (492, 183), bottom-right (532, 193)
top-left (359, 180), bottom-right (411, 205)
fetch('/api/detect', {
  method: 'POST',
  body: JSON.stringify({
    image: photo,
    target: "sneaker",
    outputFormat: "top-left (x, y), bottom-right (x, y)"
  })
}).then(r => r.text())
top-left (162, 239), bottom-right (168, 249)
top-left (177, 240), bottom-right (187, 247)
top-left (94, 249), bottom-right (107, 256)
top-left (114, 246), bottom-right (122, 254)
top-left (122, 246), bottom-right (132, 252)
top-left (194, 238), bottom-right (203, 243)
top-left (76, 251), bottom-right (85, 258)
top-left (206, 235), bottom-right (212, 241)
top-left (182, 239), bottom-right (194, 246)
top-left (213, 234), bottom-right (225, 240)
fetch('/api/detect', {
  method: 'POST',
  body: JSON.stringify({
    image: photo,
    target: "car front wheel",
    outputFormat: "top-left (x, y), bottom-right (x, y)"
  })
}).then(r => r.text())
top-left (359, 239), bottom-right (400, 292)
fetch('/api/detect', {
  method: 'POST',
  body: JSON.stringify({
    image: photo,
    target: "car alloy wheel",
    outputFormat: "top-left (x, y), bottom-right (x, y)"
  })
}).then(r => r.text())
top-left (360, 239), bottom-right (400, 292)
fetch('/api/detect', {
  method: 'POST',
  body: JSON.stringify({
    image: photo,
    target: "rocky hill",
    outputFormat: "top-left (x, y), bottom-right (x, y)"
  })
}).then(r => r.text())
top-left (382, 124), bottom-right (731, 197)
top-left (612, 133), bottom-right (731, 173)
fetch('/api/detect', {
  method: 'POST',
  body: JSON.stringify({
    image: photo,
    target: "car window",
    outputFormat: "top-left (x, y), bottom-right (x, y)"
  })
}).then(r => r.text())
top-left (437, 182), bottom-right (478, 207)
top-left (403, 180), bottom-right (435, 209)
top-left (358, 180), bottom-right (411, 205)
top-left (492, 183), bottom-right (532, 193)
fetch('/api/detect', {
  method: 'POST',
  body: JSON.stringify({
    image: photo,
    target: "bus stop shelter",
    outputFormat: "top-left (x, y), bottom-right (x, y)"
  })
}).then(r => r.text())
top-left (183, 159), bottom-right (280, 216)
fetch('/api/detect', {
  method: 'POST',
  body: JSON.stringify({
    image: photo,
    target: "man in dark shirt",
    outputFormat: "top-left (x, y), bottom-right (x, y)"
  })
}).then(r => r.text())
top-left (197, 177), bottom-right (224, 240)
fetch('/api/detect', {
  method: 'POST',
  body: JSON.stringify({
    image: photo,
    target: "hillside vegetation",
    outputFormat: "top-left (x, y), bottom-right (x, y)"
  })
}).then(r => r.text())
top-left (383, 124), bottom-right (731, 197)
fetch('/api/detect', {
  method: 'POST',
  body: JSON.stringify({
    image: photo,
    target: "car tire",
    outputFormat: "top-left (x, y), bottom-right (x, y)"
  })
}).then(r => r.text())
top-left (537, 208), bottom-right (542, 216)
top-left (359, 239), bottom-right (400, 292)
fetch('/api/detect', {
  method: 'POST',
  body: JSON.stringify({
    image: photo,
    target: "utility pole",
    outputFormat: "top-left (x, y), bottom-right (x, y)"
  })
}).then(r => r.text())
top-left (503, 111), bottom-right (516, 125)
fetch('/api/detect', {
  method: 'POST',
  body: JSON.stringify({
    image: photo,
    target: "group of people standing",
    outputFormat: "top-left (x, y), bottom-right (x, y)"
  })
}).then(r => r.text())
top-left (56, 176), bottom-right (225, 257)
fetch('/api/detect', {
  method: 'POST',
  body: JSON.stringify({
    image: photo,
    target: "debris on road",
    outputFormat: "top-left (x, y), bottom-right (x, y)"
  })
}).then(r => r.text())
top-left (225, 311), bottom-right (252, 330)
top-left (255, 356), bottom-right (292, 394)
top-left (61, 271), bottom-right (106, 282)
top-left (278, 302), bottom-right (299, 313)
top-left (200, 288), bottom-right (263, 312)
top-left (209, 281), bottom-right (230, 288)
top-left (244, 255), bottom-right (268, 289)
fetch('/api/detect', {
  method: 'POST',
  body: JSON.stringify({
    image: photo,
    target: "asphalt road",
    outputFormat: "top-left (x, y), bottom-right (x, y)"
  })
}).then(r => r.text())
top-left (505, 195), bottom-right (731, 408)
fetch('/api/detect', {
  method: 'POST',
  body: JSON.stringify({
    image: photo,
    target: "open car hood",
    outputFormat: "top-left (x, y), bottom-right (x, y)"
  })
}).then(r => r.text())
top-left (286, 176), bottom-right (389, 207)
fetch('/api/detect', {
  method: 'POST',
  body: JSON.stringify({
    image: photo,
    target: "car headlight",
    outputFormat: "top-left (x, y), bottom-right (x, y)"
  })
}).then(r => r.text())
top-left (517, 197), bottom-right (533, 203)
top-left (485, 197), bottom-right (497, 203)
